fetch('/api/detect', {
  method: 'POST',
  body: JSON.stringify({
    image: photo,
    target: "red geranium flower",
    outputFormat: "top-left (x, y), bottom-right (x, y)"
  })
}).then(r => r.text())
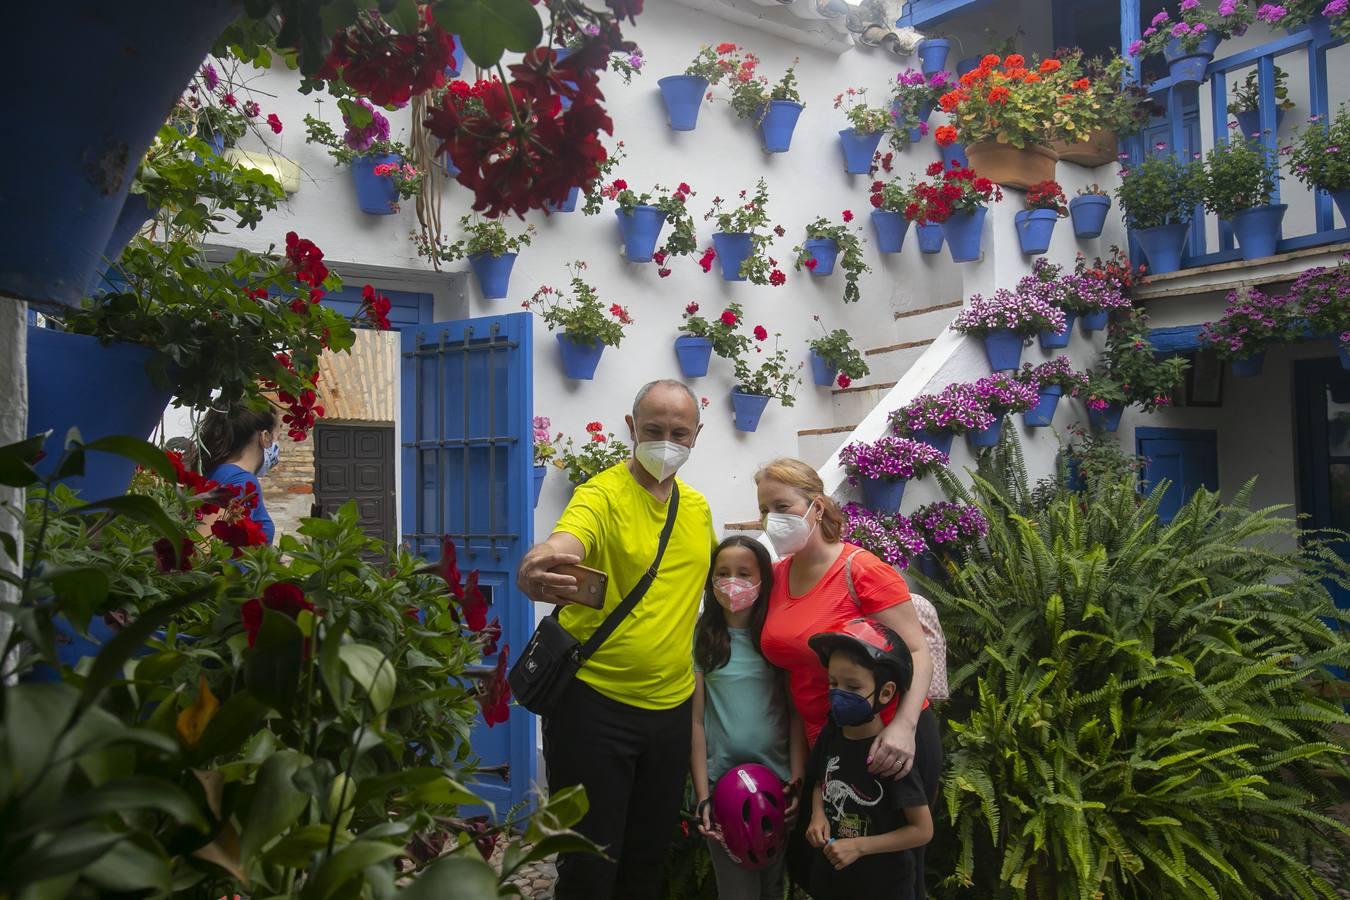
top-left (926, 161), bottom-right (944, 177)
top-left (478, 646), bottom-right (512, 726)
top-left (841, 209), bottom-right (853, 223)
top-left (753, 325), bottom-right (768, 341)
top-left (934, 125), bottom-right (958, 147)
top-left (837, 374), bottom-right (852, 389)
top-left (1040, 58), bottom-right (1062, 73)
top-left (769, 269), bottom-right (786, 286)
top-left (267, 113), bottom-right (283, 134)
top-left (698, 247), bottom-right (716, 273)
top-left (284, 232), bottom-right (329, 288)
top-left (720, 309), bottom-right (739, 326)
top-left (212, 517), bottom-right (268, 557)
top-left (153, 537), bottom-right (195, 573)
top-left (805, 257), bottom-right (818, 272)
top-left (586, 421), bottom-right (604, 433)
top-left (685, 301), bottom-right (700, 315)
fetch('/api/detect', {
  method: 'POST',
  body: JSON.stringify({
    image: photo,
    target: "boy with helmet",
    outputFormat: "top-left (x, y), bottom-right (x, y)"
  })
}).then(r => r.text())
top-left (803, 618), bottom-right (934, 899)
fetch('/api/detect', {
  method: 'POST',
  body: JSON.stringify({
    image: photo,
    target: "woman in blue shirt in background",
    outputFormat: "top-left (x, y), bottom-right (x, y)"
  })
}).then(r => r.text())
top-left (198, 405), bottom-right (280, 545)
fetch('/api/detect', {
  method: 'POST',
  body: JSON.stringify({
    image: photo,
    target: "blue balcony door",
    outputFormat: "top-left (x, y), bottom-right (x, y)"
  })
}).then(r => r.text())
top-left (400, 312), bottom-right (535, 814)
top-left (1136, 427), bottom-right (1218, 523)
top-left (1295, 359), bottom-right (1350, 633)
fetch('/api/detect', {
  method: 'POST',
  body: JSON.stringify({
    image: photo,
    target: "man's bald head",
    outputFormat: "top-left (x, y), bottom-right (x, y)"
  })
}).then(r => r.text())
top-left (627, 380), bottom-right (702, 449)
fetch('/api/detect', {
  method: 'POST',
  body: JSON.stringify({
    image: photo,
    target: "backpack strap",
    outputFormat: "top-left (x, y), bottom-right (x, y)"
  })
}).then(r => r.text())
top-left (842, 546), bottom-right (866, 610)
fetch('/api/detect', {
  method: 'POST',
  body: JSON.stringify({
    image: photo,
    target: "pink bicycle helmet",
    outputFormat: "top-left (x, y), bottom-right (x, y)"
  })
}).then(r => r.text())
top-left (711, 763), bottom-right (787, 871)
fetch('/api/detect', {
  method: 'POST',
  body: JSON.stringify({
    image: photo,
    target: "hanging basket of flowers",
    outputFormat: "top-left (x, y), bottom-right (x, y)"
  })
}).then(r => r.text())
top-left (601, 180), bottom-right (698, 264)
top-left (1198, 286), bottom-right (1300, 376)
top-left (1015, 356), bottom-right (1089, 427)
top-left (891, 70), bottom-right (955, 149)
top-left (806, 316), bottom-right (871, 389)
top-left (952, 285), bottom-right (1067, 371)
top-left (724, 322), bottom-right (801, 432)
top-left (1130, 2), bottom-right (1254, 88)
top-left (793, 212), bottom-right (870, 303)
top-left (524, 260), bottom-right (632, 380)
top-left (869, 176), bottom-right (921, 252)
top-left (839, 436), bottom-right (950, 513)
top-left (702, 179), bottom-right (787, 285)
top-left (966, 373), bottom-right (1039, 449)
top-left (305, 103), bottom-right (423, 215)
top-left (911, 162), bottom-right (1003, 263)
top-left (835, 87), bottom-right (895, 173)
top-left (674, 301), bottom-right (750, 378)
top-left (727, 55), bottom-right (806, 153)
top-left (888, 384), bottom-right (996, 455)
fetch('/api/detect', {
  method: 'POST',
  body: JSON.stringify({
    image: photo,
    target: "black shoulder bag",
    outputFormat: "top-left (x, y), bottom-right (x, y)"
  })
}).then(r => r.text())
top-left (509, 483), bottom-right (680, 717)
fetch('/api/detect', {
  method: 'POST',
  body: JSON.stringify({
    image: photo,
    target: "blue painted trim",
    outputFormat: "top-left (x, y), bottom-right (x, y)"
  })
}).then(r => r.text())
top-left (897, 0), bottom-right (991, 27)
top-left (1149, 325), bottom-right (1205, 354)
top-left (1135, 426), bottom-right (1216, 441)
top-left (1121, 0), bottom-right (1141, 82)
top-left (1179, 227), bottom-right (1350, 268)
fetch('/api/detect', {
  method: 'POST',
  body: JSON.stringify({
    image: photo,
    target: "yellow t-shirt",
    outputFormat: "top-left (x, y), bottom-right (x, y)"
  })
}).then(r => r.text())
top-left (554, 462), bottom-right (716, 709)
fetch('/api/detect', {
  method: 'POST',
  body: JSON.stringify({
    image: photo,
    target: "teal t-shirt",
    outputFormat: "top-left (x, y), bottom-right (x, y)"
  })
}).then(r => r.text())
top-left (697, 627), bottom-right (792, 786)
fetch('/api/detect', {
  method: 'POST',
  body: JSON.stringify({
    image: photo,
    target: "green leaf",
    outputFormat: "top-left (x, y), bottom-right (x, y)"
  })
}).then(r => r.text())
top-left (82, 836), bottom-right (172, 894)
top-left (17, 777), bottom-right (208, 836)
top-left (339, 643), bottom-right (396, 715)
top-left (319, 616), bottom-right (352, 710)
top-left (240, 750), bottom-right (312, 866)
top-left (71, 494), bottom-right (183, 546)
top-left (336, 97), bottom-right (373, 130)
top-left (434, 0), bottom-right (542, 68)
top-left (517, 833), bottom-right (602, 868)
top-left (46, 567), bottom-right (110, 633)
top-left (0, 451), bottom-right (39, 487)
top-left (12, 826), bottom-right (124, 887)
top-left (245, 609), bottom-right (306, 713)
top-left (193, 690), bottom-right (270, 762)
top-left (300, 839), bottom-right (402, 900)
top-left (353, 767), bottom-right (477, 806)
top-left (398, 853), bottom-right (500, 899)
top-left (299, 516), bottom-right (342, 540)
top-left (262, 822), bottom-right (352, 868)
top-left (81, 435), bottom-right (176, 482)
top-left (79, 592), bottom-right (200, 710)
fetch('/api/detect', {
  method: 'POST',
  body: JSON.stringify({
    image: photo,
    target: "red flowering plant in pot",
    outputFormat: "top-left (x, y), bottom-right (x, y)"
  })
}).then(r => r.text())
top-left (835, 87), bottom-right (896, 173)
top-left (676, 301), bottom-right (751, 377)
top-left (600, 179), bottom-right (699, 265)
top-left (1016, 179), bottom-right (1068, 255)
top-left (720, 317), bottom-right (803, 431)
top-left (524, 260), bottom-right (633, 380)
top-left (792, 211), bottom-right (871, 303)
top-left (553, 420), bottom-right (632, 484)
top-left (911, 161), bottom-right (1003, 263)
top-left (702, 178), bottom-right (787, 286)
top-left (806, 315), bottom-right (870, 389)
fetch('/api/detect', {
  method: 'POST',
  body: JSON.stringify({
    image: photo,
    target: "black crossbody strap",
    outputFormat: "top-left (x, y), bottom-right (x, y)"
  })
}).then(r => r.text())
top-left (577, 482), bottom-right (680, 662)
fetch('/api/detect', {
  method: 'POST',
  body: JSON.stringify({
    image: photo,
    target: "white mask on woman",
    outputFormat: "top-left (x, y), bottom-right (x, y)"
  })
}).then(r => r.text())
top-left (763, 500), bottom-right (819, 557)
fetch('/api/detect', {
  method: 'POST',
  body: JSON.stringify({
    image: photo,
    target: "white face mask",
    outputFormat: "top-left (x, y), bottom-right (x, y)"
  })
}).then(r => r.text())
top-left (763, 501), bottom-right (819, 557)
top-left (713, 576), bottom-right (760, 613)
top-left (635, 440), bottom-right (690, 482)
top-left (256, 440), bottom-right (280, 478)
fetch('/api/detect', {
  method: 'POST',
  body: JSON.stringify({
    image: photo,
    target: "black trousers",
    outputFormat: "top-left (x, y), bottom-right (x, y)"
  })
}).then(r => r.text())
top-left (542, 677), bottom-right (692, 900)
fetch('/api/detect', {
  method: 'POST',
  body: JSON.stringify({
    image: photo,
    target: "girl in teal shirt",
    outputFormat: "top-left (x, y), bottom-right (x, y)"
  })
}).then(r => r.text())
top-left (691, 536), bottom-right (807, 900)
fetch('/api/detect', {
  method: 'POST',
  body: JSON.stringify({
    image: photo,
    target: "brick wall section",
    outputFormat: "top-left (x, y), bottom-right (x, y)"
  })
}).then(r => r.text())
top-left (262, 329), bottom-right (399, 538)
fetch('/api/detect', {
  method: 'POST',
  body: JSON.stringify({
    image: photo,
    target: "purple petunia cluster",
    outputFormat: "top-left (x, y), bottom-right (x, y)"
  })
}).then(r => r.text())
top-left (909, 501), bottom-right (988, 551)
top-left (839, 436), bottom-right (949, 484)
top-left (841, 503), bottom-right (929, 568)
top-left (1198, 287), bottom-right (1298, 356)
top-left (1019, 355), bottom-right (1090, 394)
top-left (890, 383), bottom-right (997, 435)
top-left (343, 98), bottom-right (391, 153)
top-left (953, 286), bottom-right (1067, 337)
top-left (971, 372), bottom-right (1040, 414)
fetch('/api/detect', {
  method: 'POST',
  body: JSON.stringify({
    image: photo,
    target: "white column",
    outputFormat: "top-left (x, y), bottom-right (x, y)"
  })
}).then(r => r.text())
top-left (0, 297), bottom-right (28, 675)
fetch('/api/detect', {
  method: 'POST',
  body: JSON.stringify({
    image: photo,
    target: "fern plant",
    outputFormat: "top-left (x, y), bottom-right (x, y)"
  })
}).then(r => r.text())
top-left (926, 434), bottom-right (1350, 899)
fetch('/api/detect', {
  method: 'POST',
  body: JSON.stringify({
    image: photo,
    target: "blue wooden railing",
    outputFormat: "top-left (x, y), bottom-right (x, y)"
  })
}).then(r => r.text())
top-left (1124, 27), bottom-right (1348, 269)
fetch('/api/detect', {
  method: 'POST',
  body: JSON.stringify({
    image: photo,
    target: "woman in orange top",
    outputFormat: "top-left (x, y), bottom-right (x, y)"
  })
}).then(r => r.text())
top-left (754, 458), bottom-right (941, 897)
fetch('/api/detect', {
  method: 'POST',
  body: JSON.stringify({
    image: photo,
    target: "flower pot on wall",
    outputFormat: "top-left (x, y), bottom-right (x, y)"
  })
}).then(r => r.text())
top-left (468, 252), bottom-right (518, 299)
top-left (615, 204), bottom-right (668, 262)
top-left (911, 429), bottom-right (954, 456)
top-left (1229, 204), bottom-right (1287, 261)
top-left (839, 128), bottom-right (885, 174)
top-left (965, 142), bottom-right (1058, 190)
top-left (712, 232), bottom-right (754, 281)
top-left (5, 0), bottom-right (239, 309)
top-left (871, 210), bottom-right (909, 253)
top-left (966, 417), bottom-right (1002, 450)
top-left (548, 185), bottom-right (581, 213)
top-left (860, 476), bottom-right (907, 513)
top-left (658, 75), bottom-right (710, 131)
top-left (941, 207), bottom-right (987, 263)
top-left (1087, 402), bottom-right (1125, 432)
top-left (1039, 311), bottom-right (1076, 350)
top-left (1234, 107), bottom-right (1286, 139)
top-left (803, 238), bottom-right (839, 275)
top-left (982, 329), bottom-right (1024, 371)
top-left (1328, 188), bottom-right (1350, 225)
top-left (1080, 309), bottom-right (1110, 333)
top-left (351, 153), bottom-right (401, 215)
top-left (1015, 209), bottom-right (1060, 255)
top-left (674, 335), bottom-right (713, 377)
top-left (917, 38), bottom-right (951, 75)
top-left (916, 222), bottom-right (945, 254)
top-left (532, 465), bottom-right (547, 507)
top-left (758, 101), bottom-right (804, 153)
top-left (27, 326), bottom-right (174, 499)
top-left (916, 551), bottom-right (945, 581)
top-left (1231, 351), bottom-right (1266, 377)
top-left (557, 333), bottom-right (606, 380)
top-left (731, 390), bottom-right (771, 432)
top-left (1069, 194), bottom-right (1112, 238)
top-left (939, 141), bottom-right (968, 170)
top-left (808, 349), bottom-right (838, 387)
top-left (88, 193), bottom-right (157, 293)
top-left (1023, 385), bottom-right (1062, 427)
top-left (1164, 32), bottom-right (1221, 88)
top-left (1051, 129), bottom-right (1120, 167)
top-left (1132, 222), bottom-right (1191, 275)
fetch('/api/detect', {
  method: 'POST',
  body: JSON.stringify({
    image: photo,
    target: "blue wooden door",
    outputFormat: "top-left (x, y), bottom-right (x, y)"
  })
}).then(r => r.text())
top-left (1136, 427), bottom-right (1218, 523)
top-left (400, 312), bottom-right (535, 814)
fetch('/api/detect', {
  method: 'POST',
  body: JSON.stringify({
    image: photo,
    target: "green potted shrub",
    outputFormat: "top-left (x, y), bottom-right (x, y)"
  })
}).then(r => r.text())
top-left (413, 214), bottom-right (536, 299)
top-left (835, 87), bottom-right (894, 174)
top-left (524, 260), bottom-right (632, 381)
top-left (1114, 150), bottom-right (1204, 274)
top-left (1288, 102), bottom-right (1350, 225)
top-left (792, 212), bottom-right (870, 303)
top-left (727, 55), bottom-right (805, 153)
top-left (1227, 65), bottom-right (1295, 137)
top-left (806, 316), bottom-right (870, 389)
top-left (723, 324), bottom-right (802, 432)
top-left (1202, 136), bottom-right (1285, 260)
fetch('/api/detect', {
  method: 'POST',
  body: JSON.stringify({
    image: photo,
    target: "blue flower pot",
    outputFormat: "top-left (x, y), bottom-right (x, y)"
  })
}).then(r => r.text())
top-left (908, 125), bottom-right (925, 144)
top-left (916, 222), bottom-right (945, 254)
top-left (468, 252), bottom-right (517, 300)
top-left (731, 390), bottom-right (771, 432)
top-left (1231, 351), bottom-right (1266, 378)
top-left (1289, 12), bottom-right (1335, 43)
top-left (1080, 309), bottom-right (1110, 334)
top-left (351, 153), bottom-right (401, 215)
top-left (809, 349), bottom-right (838, 387)
top-left (1164, 32), bottom-right (1220, 88)
top-left (860, 476), bottom-right (907, 513)
top-left (548, 185), bottom-right (580, 213)
top-left (1132, 222), bottom-right (1191, 275)
top-left (533, 464), bottom-right (547, 508)
top-left (658, 75), bottom-right (710, 131)
top-left (911, 429), bottom-right (954, 456)
top-left (1340, 344), bottom-right (1350, 370)
top-left (982, 329), bottom-right (1024, 372)
top-left (966, 417), bottom-right (1002, 450)
top-left (1069, 194), bottom-right (1111, 239)
top-left (1230, 204), bottom-right (1287, 261)
top-left (712, 231), bottom-right (754, 281)
top-left (675, 335), bottom-right (713, 378)
top-left (916, 551), bottom-right (945, 581)
top-left (1039, 311), bottom-right (1076, 350)
top-left (917, 101), bottom-right (935, 127)
top-left (446, 35), bottom-right (466, 77)
top-left (872, 210), bottom-right (909, 253)
top-left (1015, 208), bottom-right (1060, 255)
top-left (1087, 402), bottom-right (1125, 433)
top-left (839, 128), bottom-right (884, 174)
top-left (557, 333), bottom-right (606, 380)
top-left (615, 204), bottom-right (668, 262)
top-left (438, 150), bottom-right (460, 178)
top-left (88, 192), bottom-right (156, 293)
top-left (941, 207), bottom-right (987, 263)
top-left (917, 39), bottom-right (951, 76)
top-left (1330, 188), bottom-right (1350, 226)
top-left (804, 238), bottom-right (839, 275)
top-left (1023, 385), bottom-right (1062, 427)
top-left (4, 0), bottom-right (239, 309)
top-left (27, 327), bottom-right (174, 499)
top-left (758, 100), bottom-right (804, 153)
top-left (940, 141), bottom-right (968, 170)
top-left (1064, 456), bottom-right (1085, 491)
top-left (1234, 106), bottom-right (1286, 139)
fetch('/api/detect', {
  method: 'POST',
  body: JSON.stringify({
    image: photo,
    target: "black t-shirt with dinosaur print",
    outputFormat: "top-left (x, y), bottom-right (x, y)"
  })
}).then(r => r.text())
top-left (808, 725), bottom-right (928, 900)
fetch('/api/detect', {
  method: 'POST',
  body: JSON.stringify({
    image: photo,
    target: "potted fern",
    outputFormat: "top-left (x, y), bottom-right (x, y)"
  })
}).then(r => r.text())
top-left (1201, 136), bottom-right (1285, 261)
top-left (414, 214), bottom-right (536, 299)
top-left (728, 55), bottom-right (805, 153)
top-left (524, 260), bottom-right (632, 380)
top-left (839, 435), bottom-right (949, 513)
top-left (835, 87), bottom-right (894, 174)
top-left (806, 317), bottom-right (870, 389)
top-left (793, 212), bottom-right (870, 303)
top-left (674, 302), bottom-right (749, 378)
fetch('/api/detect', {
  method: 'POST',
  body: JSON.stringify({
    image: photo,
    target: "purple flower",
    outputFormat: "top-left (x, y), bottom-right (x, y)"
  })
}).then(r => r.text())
top-left (1325, 0), bottom-right (1348, 17)
top-left (1171, 21), bottom-right (1191, 36)
top-left (1256, 3), bottom-right (1288, 22)
top-left (909, 501), bottom-right (988, 551)
top-left (1192, 22), bottom-right (1208, 32)
top-left (1219, 0), bottom-right (1239, 15)
top-left (1152, 10), bottom-right (1171, 25)
top-left (584, 23), bottom-right (601, 36)
top-left (201, 63), bottom-right (219, 91)
top-left (1155, 140), bottom-right (1168, 151)
top-left (841, 504), bottom-right (927, 567)
top-left (839, 436), bottom-right (949, 483)
top-left (343, 98), bottom-right (391, 153)
top-left (1128, 38), bottom-right (1146, 55)
top-left (628, 53), bottom-right (644, 68)
top-left (1180, 0), bottom-right (1200, 10)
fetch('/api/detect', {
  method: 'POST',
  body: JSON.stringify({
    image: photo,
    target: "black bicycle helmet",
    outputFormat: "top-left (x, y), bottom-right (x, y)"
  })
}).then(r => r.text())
top-left (808, 617), bottom-right (913, 694)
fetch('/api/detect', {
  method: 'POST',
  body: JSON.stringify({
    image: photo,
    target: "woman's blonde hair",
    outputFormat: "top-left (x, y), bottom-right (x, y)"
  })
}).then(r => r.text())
top-left (754, 457), bottom-right (843, 543)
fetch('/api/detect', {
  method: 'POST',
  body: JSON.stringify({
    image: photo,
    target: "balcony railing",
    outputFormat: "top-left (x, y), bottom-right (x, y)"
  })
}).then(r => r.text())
top-left (1124, 27), bottom-right (1348, 270)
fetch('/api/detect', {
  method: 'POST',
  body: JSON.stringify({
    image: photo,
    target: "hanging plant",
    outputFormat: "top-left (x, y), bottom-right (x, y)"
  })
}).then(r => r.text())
top-left (888, 384), bottom-right (996, 436)
top-left (890, 69), bottom-right (954, 150)
top-left (1130, 1), bottom-right (1255, 60)
top-left (952, 286), bottom-right (1067, 337)
top-left (553, 421), bottom-right (632, 484)
top-left (602, 179), bottom-right (699, 265)
top-left (414, 214), bottom-right (536, 262)
top-left (1097, 309), bottom-right (1190, 412)
top-left (305, 102), bottom-right (423, 214)
top-left (732, 329), bottom-right (802, 407)
top-left (908, 501), bottom-right (988, 558)
top-left (841, 503), bottom-right (928, 568)
top-left (839, 435), bottom-right (950, 483)
top-left (524, 260), bottom-right (631, 349)
top-left (792, 212), bottom-right (870, 303)
top-left (1198, 286), bottom-right (1301, 360)
top-left (807, 315), bottom-right (870, 389)
top-left (680, 302), bottom-right (752, 359)
top-left (1016, 355), bottom-right (1090, 395)
top-left (702, 178), bottom-right (786, 285)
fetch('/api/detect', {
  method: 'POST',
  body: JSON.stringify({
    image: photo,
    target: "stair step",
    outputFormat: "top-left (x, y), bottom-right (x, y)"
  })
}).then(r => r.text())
top-left (796, 425), bottom-right (856, 469)
top-left (798, 424), bottom-right (856, 436)
top-left (831, 382), bottom-right (897, 428)
top-left (832, 380), bottom-right (897, 396)
top-left (891, 301), bottom-right (961, 343)
top-left (866, 337), bottom-right (936, 356)
top-left (894, 300), bottom-right (962, 320)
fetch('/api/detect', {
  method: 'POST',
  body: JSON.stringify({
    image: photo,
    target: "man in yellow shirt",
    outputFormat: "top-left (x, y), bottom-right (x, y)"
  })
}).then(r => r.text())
top-left (517, 380), bottom-right (716, 900)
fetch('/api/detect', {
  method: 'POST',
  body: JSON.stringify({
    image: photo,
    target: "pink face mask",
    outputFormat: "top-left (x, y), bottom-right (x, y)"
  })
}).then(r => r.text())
top-left (713, 577), bottom-right (761, 613)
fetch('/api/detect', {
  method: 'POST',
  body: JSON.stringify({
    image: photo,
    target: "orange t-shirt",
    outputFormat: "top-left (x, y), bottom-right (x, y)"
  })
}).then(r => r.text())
top-left (759, 544), bottom-right (915, 747)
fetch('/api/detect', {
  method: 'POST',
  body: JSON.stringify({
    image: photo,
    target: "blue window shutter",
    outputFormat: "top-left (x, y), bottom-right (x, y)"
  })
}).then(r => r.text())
top-left (320, 284), bottom-right (433, 327)
top-left (1136, 428), bottom-right (1218, 522)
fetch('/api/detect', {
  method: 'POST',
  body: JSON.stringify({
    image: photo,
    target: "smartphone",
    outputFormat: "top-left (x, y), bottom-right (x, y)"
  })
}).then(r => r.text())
top-left (548, 563), bottom-right (608, 609)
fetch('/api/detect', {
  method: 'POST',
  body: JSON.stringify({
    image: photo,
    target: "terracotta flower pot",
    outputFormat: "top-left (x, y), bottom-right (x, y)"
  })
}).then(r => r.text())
top-left (1050, 129), bottom-right (1119, 168)
top-left (965, 142), bottom-right (1059, 190)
